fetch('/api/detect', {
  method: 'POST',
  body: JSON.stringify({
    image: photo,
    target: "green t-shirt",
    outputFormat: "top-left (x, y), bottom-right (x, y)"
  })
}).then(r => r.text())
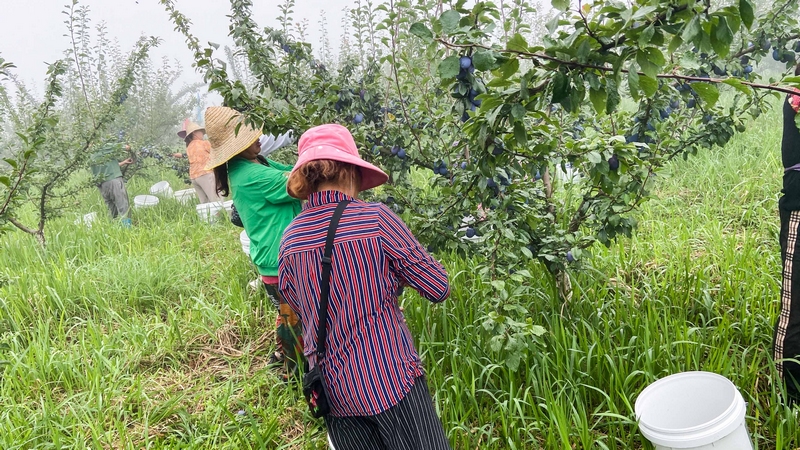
top-left (89, 143), bottom-right (124, 183)
top-left (228, 156), bottom-right (301, 277)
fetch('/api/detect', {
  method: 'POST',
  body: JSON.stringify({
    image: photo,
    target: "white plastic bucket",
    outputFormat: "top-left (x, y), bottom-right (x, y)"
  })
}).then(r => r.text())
top-left (196, 202), bottom-right (223, 223)
top-left (240, 230), bottom-right (250, 256)
top-left (174, 188), bottom-right (196, 205)
top-left (74, 212), bottom-right (97, 228)
top-left (133, 195), bottom-right (160, 209)
top-left (149, 181), bottom-right (174, 198)
top-left (635, 371), bottom-right (753, 450)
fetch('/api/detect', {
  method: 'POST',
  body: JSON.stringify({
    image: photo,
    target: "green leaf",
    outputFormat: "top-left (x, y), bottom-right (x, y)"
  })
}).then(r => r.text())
top-left (531, 325), bottom-right (547, 337)
top-left (505, 352), bottom-right (521, 371)
top-left (551, 0), bottom-right (569, 12)
top-left (551, 72), bottom-right (569, 103)
top-left (638, 24), bottom-right (655, 48)
top-left (643, 47), bottom-right (665, 66)
top-left (511, 103), bottom-right (526, 121)
top-left (639, 75), bottom-right (658, 97)
top-left (409, 22), bottom-right (434, 43)
top-left (739, 0), bottom-right (754, 29)
top-left (628, 70), bottom-right (640, 101)
top-left (472, 50), bottom-right (498, 71)
top-left (589, 87), bottom-right (607, 115)
top-left (668, 36), bottom-right (684, 55)
top-left (490, 280), bottom-right (506, 291)
top-left (514, 121), bottom-right (528, 146)
top-left (636, 50), bottom-right (660, 79)
top-left (606, 79), bottom-right (620, 114)
top-left (440, 10), bottom-right (460, 34)
top-left (2, 158), bottom-right (17, 169)
top-left (0, 176), bottom-right (10, 187)
top-left (711, 17), bottom-right (733, 58)
top-left (722, 78), bottom-right (752, 95)
top-left (506, 33), bottom-right (529, 52)
top-left (498, 58), bottom-right (520, 80)
top-left (490, 335), bottom-right (504, 352)
top-left (632, 5), bottom-right (657, 20)
top-left (691, 82), bottom-right (720, 107)
top-left (438, 55), bottom-right (460, 79)
top-left (681, 15), bottom-right (701, 43)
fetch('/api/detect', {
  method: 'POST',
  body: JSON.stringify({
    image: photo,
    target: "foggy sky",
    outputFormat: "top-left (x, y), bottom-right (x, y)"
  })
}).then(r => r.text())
top-left (0, 0), bottom-right (349, 97)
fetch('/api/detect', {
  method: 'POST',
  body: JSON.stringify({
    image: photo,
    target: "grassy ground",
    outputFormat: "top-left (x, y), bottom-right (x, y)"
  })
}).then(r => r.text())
top-left (1, 105), bottom-right (798, 449)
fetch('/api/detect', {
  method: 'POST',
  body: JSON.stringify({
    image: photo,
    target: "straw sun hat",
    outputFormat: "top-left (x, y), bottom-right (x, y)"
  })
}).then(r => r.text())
top-left (177, 120), bottom-right (205, 140)
top-left (203, 106), bottom-right (263, 171)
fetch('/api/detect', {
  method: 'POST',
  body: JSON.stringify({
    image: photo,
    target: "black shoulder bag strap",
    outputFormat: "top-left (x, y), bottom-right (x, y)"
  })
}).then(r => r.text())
top-left (316, 199), bottom-right (350, 359)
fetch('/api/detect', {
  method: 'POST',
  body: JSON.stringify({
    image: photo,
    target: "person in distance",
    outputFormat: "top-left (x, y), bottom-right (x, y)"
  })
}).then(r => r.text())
top-left (174, 120), bottom-right (221, 203)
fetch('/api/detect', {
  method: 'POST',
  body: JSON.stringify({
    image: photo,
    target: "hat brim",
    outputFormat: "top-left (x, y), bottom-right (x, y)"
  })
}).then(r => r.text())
top-left (204, 129), bottom-right (262, 171)
top-left (180, 126), bottom-right (205, 140)
top-left (288, 145), bottom-right (388, 198)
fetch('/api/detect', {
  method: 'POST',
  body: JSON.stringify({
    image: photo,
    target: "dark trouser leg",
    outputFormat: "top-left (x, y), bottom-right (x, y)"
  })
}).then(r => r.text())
top-left (326, 415), bottom-right (385, 450)
top-left (263, 283), bottom-right (305, 378)
top-left (112, 178), bottom-right (130, 219)
top-left (774, 205), bottom-right (800, 404)
top-left (327, 377), bottom-right (451, 450)
top-left (374, 376), bottom-right (451, 450)
top-left (99, 181), bottom-right (118, 218)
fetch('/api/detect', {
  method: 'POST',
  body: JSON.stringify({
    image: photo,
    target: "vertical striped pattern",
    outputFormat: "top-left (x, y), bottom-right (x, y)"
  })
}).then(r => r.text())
top-left (279, 191), bottom-right (450, 417)
top-left (324, 376), bottom-right (451, 450)
top-left (776, 210), bottom-right (800, 376)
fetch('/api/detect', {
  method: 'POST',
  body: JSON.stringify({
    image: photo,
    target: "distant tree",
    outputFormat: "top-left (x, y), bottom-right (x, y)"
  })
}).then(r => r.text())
top-left (0, 1), bottom-right (171, 245)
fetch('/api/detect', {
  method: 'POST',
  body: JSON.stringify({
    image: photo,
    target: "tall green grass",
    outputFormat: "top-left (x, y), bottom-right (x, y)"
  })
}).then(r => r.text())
top-left (1, 106), bottom-right (797, 449)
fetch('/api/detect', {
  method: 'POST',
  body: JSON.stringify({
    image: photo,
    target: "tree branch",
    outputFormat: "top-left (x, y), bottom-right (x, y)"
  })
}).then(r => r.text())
top-left (8, 216), bottom-right (36, 235)
top-left (437, 39), bottom-right (800, 96)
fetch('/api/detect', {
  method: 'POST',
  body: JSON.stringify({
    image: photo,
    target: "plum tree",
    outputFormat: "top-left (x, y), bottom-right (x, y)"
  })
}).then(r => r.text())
top-left (158, 0), bottom-right (800, 367)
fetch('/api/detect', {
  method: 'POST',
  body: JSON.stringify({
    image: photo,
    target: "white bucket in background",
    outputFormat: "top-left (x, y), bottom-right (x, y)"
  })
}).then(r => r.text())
top-left (222, 200), bottom-right (234, 214)
top-left (635, 371), bottom-right (753, 450)
top-left (149, 181), bottom-right (174, 198)
top-left (74, 212), bottom-right (98, 228)
top-left (133, 195), bottom-right (160, 209)
top-left (174, 188), bottom-right (196, 205)
top-left (196, 202), bottom-right (223, 223)
top-left (240, 230), bottom-right (251, 256)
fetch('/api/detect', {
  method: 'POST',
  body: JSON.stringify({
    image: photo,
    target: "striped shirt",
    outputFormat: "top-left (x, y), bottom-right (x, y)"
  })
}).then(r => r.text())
top-left (278, 190), bottom-right (450, 417)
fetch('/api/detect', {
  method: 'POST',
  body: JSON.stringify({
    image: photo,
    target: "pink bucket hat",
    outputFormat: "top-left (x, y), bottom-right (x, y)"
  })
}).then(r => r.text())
top-left (290, 124), bottom-right (388, 198)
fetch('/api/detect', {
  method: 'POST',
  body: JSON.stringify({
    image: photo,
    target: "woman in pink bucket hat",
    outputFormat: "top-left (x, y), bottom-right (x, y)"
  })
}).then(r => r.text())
top-left (279, 124), bottom-right (452, 449)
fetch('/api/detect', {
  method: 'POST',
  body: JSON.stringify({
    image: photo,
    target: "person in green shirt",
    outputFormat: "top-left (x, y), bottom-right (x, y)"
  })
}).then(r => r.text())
top-left (204, 106), bottom-right (304, 379)
top-left (89, 142), bottom-right (133, 226)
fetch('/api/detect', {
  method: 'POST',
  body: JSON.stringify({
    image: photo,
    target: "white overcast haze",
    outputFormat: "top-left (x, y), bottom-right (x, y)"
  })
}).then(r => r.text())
top-left (0, 0), bottom-right (350, 100)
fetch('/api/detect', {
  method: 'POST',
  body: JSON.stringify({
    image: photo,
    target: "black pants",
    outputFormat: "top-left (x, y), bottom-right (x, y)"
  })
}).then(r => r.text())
top-left (324, 376), bottom-right (451, 450)
top-left (774, 204), bottom-right (800, 403)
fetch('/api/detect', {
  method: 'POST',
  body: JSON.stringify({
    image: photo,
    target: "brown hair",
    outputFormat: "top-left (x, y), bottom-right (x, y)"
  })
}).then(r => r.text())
top-left (287, 160), bottom-right (362, 199)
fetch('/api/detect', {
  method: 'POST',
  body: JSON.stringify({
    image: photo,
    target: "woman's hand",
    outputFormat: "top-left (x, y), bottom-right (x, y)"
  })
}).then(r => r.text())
top-left (172, 153), bottom-right (184, 159)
